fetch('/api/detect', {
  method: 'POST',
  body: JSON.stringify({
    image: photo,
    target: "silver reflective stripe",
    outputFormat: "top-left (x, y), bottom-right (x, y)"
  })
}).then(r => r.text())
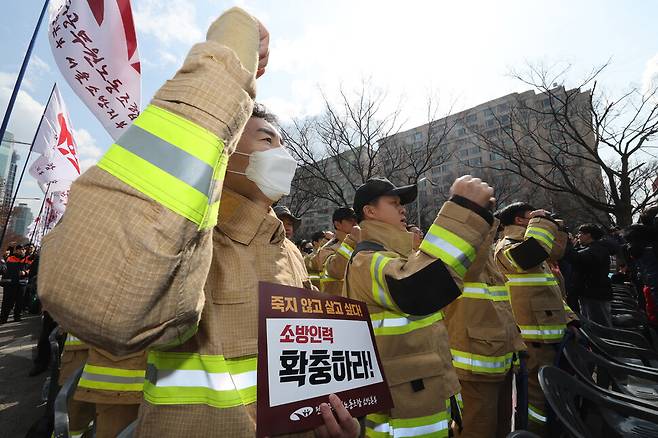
top-left (154, 369), bottom-right (257, 391)
top-left (372, 314), bottom-right (427, 328)
top-left (338, 243), bottom-right (353, 259)
top-left (521, 328), bottom-right (564, 336)
top-left (506, 276), bottom-right (553, 284)
top-left (373, 254), bottom-right (388, 306)
top-left (80, 372), bottom-right (144, 385)
top-left (463, 285), bottom-right (488, 295)
top-left (395, 420), bottom-right (449, 437)
top-left (452, 355), bottom-right (512, 369)
top-left (365, 421), bottom-right (390, 433)
top-left (423, 232), bottom-right (471, 270)
top-left (116, 124), bottom-right (214, 196)
top-left (526, 227), bottom-right (554, 243)
top-left (528, 405), bottom-right (547, 423)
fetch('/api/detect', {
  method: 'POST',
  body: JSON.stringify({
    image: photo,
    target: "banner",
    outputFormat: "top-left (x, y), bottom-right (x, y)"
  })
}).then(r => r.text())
top-left (48, 0), bottom-right (141, 140)
top-left (257, 282), bottom-right (392, 437)
top-left (28, 84), bottom-right (81, 192)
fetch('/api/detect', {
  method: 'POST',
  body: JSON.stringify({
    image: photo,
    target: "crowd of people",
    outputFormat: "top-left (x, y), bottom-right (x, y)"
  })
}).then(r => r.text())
top-left (5, 5), bottom-right (658, 438)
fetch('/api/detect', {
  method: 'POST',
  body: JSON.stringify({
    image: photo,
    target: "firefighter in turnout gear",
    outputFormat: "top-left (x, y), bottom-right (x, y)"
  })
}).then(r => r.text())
top-left (40, 8), bottom-right (359, 437)
top-left (316, 207), bottom-right (358, 294)
top-left (493, 202), bottom-right (578, 437)
top-left (443, 219), bottom-right (526, 438)
top-left (304, 230), bottom-right (330, 288)
top-left (343, 176), bottom-right (496, 438)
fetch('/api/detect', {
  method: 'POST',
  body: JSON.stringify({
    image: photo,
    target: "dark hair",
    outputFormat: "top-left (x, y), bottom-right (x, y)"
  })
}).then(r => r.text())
top-left (640, 206), bottom-right (658, 227)
top-left (578, 223), bottom-right (604, 240)
top-left (332, 207), bottom-right (357, 224)
top-left (495, 202), bottom-right (535, 226)
top-left (252, 102), bottom-right (281, 133)
top-left (311, 231), bottom-right (325, 243)
top-left (356, 197), bottom-right (384, 222)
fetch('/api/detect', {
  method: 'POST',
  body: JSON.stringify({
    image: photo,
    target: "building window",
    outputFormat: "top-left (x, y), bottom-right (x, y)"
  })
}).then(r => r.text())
top-left (486, 119), bottom-right (496, 128)
top-left (484, 108), bottom-right (495, 118)
top-left (489, 152), bottom-right (503, 161)
top-left (414, 132), bottom-right (422, 142)
top-left (457, 128), bottom-right (466, 136)
top-left (466, 114), bottom-right (478, 123)
top-left (469, 146), bottom-right (480, 155)
top-left (459, 149), bottom-right (468, 157)
top-left (497, 103), bottom-right (509, 113)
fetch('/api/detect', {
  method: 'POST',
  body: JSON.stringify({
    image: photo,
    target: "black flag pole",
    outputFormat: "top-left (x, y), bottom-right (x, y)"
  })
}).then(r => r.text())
top-left (0, 0), bottom-right (51, 156)
top-left (28, 183), bottom-right (51, 246)
top-left (0, 83), bottom-right (56, 248)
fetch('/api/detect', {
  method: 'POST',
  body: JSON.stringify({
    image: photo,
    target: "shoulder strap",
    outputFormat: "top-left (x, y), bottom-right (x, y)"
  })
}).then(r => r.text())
top-left (349, 240), bottom-right (386, 264)
top-left (344, 240), bottom-right (386, 296)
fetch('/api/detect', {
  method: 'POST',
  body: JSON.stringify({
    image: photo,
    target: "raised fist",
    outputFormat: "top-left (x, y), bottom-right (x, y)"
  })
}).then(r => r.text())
top-left (323, 231), bottom-right (335, 240)
top-left (449, 175), bottom-right (495, 209)
top-left (256, 19), bottom-right (269, 78)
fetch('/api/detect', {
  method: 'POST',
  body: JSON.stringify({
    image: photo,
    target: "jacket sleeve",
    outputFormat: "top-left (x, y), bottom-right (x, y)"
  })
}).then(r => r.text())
top-left (497, 217), bottom-right (565, 272)
top-left (306, 243), bottom-right (334, 273)
top-left (325, 235), bottom-right (357, 280)
top-left (39, 8), bottom-right (260, 356)
top-left (358, 201), bottom-right (491, 316)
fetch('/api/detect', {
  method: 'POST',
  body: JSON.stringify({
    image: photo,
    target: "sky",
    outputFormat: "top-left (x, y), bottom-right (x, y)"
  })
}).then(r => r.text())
top-left (1, 0), bottom-right (658, 215)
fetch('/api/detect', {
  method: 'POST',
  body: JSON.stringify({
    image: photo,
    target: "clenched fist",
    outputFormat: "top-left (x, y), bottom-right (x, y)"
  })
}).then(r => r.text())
top-left (449, 175), bottom-right (495, 209)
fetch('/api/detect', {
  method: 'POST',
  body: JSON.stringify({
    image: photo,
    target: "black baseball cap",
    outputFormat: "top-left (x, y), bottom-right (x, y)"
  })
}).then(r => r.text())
top-left (353, 178), bottom-right (417, 222)
top-left (332, 207), bottom-right (357, 223)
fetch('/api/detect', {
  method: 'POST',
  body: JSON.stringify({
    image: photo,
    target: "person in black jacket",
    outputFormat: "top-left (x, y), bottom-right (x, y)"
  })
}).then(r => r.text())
top-left (566, 223), bottom-right (613, 326)
top-left (0, 244), bottom-right (28, 323)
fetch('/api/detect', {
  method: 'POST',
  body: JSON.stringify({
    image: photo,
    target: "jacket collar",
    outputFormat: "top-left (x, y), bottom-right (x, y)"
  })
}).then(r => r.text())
top-left (502, 224), bottom-right (526, 241)
top-left (360, 220), bottom-right (413, 257)
top-left (216, 189), bottom-right (285, 245)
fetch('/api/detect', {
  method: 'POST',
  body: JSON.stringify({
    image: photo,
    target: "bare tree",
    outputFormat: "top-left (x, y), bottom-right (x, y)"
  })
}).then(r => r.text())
top-left (470, 62), bottom-right (658, 226)
top-left (285, 82), bottom-right (456, 225)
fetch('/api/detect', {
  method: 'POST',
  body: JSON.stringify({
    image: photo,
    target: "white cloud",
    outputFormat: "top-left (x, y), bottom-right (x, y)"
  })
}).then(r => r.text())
top-left (133, 0), bottom-right (203, 45)
top-left (30, 55), bottom-right (51, 74)
top-left (158, 50), bottom-right (180, 66)
top-left (642, 53), bottom-right (658, 96)
top-left (0, 72), bottom-right (45, 143)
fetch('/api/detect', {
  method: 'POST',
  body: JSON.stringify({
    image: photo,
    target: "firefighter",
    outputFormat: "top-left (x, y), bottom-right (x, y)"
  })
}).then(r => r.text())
top-left (40, 8), bottom-right (358, 437)
top-left (343, 176), bottom-right (495, 437)
top-left (493, 202), bottom-right (578, 437)
top-left (442, 217), bottom-right (525, 438)
top-left (305, 230), bottom-right (331, 288)
top-left (58, 334), bottom-right (95, 437)
top-left (274, 205), bottom-right (301, 240)
top-left (73, 347), bottom-right (148, 437)
top-left (310, 207), bottom-right (358, 294)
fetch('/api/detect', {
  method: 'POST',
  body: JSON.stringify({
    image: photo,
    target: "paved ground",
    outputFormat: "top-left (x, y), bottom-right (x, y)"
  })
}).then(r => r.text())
top-left (0, 314), bottom-right (49, 438)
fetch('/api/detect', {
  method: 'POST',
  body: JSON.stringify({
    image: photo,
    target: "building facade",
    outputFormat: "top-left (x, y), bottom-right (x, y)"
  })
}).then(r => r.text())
top-left (286, 87), bottom-right (606, 238)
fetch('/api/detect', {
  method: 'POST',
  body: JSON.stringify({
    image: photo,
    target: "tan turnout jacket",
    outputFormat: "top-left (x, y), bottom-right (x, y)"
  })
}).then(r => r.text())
top-left (443, 221), bottom-right (526, 382)
top-left (344, 201), bottom-right (492, 419)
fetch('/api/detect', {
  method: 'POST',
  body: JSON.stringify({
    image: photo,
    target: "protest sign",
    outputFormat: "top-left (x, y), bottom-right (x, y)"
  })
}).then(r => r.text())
top-left (257, 282), bottom-right (392, 437)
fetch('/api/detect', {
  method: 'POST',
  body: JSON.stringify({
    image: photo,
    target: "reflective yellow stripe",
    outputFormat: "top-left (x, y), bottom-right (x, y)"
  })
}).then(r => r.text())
top-left (525, 226), bottom-right (555, 251)
top-left (451, 349), bottom-right (514, 373)
top-left (144, 351), bottom-right (257, 408)
top-left (78, 364), bottom-right (145, 392)
top-left (370, 310), bottom-right (443, 336)
top-left (97, 105), bottom-right (226, 229)
top-left (459, 282), bottom-right (510, 302)
top-left (370, 253), bottom-right (395, 308)
top-left (519, 324), bottom-right (565, 341)
top-left (420, 224), bottom-right (475, 277)
top-left (366, 408), bottom-right (450, 438)
top-left (337, 241), bottom-right (354, 260)
top-left (564, 302), bottom-right (573, 313)
top-left (503, 247), bottom-right (523, 271)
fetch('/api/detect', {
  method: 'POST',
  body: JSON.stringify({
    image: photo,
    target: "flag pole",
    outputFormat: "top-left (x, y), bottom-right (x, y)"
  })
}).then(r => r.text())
top-left (0, 83), bottom-right (56, 249)
top-left (28, 183), bottom-right (51, 246)
top-left (0, 0), bottom-right (51, 154)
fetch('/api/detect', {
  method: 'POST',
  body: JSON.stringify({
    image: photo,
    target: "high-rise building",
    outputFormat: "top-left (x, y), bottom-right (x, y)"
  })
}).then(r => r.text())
top-left (9, 203), bottom-right (33, 237)
top-left (286, 86), bottom-right (606, 237)
top-left (0, 131), bottom-right (14, 183)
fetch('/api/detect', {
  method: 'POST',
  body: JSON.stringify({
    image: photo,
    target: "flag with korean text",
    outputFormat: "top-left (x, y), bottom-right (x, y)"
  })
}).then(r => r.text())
top-left (48, 0), bottom-right (141, 140)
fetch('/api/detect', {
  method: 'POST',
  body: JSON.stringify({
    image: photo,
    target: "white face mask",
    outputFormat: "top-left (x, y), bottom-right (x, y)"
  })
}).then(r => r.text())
top-left (227, 147), bottom-right (298, 201)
